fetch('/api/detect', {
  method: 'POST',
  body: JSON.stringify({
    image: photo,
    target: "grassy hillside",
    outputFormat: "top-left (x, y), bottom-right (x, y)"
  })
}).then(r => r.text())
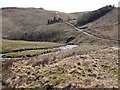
top-left (3, 22), bottom-right (79, 43)
top-left (79, 8), bottom-right (119, 41)
top-left (2, 8), bottom-right (56, 38)
top-left (70, 12), bottom-right (87, 19)
top-left (76, 5), bottom-right (115, 26)
top-left (2, 8), bottom-right (75, 41)
top-left (2, 7), bottom-right (118, 45)
top-left (1, 6), bottom-right (119, 89)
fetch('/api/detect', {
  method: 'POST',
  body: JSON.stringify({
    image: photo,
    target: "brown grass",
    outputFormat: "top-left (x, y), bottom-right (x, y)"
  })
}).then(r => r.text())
top-left (2, 46), bottom-right (118, 88)
top-left (81, 8), bottom-right (119, 41)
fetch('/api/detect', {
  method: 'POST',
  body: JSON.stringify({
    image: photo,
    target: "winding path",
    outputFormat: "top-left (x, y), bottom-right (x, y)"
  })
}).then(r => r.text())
top-left (55, 12), bottom-right (118, 43)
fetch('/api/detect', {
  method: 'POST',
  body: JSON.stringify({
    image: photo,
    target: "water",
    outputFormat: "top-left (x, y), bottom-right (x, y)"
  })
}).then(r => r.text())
top-left (38, 45), bottom-right (78, 56)
top-left (0, 54), bottom-right (4, 61)
top-left (0, 45), bottom-right (78, 60)
top-left (0, 54), bottom-right (3, 57)
top-left (59, 45), bottom-right (78, 51)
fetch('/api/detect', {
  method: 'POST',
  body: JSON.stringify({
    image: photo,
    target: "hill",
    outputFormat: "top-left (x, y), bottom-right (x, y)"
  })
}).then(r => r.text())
top-left (2, 6), bottom-right (119, 89)
top-left (2, 7), bottom-right (119, 44)
top-left (78, 8), bottom-right (119, 41)
top-left (2, 7), bottom-right (76, 42)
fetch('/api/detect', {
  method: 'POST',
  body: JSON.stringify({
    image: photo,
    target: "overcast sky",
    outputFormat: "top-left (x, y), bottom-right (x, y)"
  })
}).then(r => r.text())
top-left (0, 0), bottom-right (120, 13)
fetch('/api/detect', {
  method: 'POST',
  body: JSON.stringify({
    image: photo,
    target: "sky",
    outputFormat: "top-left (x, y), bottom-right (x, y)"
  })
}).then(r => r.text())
top-left (0, 0), bottom-right (120, 13)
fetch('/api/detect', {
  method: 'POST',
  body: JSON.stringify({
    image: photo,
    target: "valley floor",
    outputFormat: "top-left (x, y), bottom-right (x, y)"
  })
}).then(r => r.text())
top-left (2, 40), bottom-right (119, 89)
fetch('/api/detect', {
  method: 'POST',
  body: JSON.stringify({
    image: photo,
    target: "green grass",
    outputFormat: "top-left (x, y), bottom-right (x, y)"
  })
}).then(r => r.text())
top-left (2, 39), bottom-right (64, 53)
top-left (2, 48), bottom-right (59, 58)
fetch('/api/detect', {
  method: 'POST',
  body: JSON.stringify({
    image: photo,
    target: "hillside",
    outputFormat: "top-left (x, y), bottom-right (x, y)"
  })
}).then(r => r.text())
top-left (2, 7), bottom-right (76, 41)
top-left (1, 6), bottom-right (119, 89)
top-left (2, 7), bottom-right (118, 44)
top-left (70, 11), bottom-right (88, 20)
top-left (78, 8), bottom-right (119, 41)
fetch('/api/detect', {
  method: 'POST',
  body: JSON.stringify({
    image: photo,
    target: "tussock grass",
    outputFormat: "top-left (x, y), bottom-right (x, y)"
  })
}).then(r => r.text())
top-left (2, 44), bottom-right (118, 88)
top-left (39, 44), bottom-right (106, 61)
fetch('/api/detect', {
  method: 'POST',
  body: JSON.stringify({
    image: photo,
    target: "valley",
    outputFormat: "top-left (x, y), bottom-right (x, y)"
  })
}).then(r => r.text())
top-left (1, 5), bottom-right (119, 89)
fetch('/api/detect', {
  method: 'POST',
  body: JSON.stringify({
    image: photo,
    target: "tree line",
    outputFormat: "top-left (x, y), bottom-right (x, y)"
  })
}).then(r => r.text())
top-left (76, 5), bottom-right (115, 26)
top-left (5, 25), bottom-right (64, 42)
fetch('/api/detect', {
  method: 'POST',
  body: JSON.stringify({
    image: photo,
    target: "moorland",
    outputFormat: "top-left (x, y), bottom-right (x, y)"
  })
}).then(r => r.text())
top-left (1, 5), bottom-right (119, 89)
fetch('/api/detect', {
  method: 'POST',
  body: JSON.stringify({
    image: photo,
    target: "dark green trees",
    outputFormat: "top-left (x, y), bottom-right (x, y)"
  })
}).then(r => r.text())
top-left (76, 5), bottom-right (115, 26)
top-left (47, 17), bottom-right (63, 25)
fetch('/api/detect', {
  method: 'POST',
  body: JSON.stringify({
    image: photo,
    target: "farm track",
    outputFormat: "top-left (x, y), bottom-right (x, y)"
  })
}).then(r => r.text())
top-left (55, 12), bottom-right (118, 43)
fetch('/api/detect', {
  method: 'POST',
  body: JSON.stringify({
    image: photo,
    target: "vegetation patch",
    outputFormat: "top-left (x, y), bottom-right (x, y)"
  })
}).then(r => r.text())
top-left (76, 5), bottom-right (114, 26)
top-left (2, 48), bottom-right (59, 58)
top-left (2, 46), bottom-right (118, 88)
top-left (2, 39), bottom-right (63, 53)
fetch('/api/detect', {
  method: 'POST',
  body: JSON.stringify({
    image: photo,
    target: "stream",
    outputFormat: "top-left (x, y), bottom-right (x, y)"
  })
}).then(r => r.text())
top-left (0, 45), bottom-right (78, 61)
top-left (59, 45), bottom-right (78, 51)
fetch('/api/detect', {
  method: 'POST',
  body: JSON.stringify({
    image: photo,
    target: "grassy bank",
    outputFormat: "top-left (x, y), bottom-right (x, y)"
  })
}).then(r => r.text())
top-left (2, 39), bottom-right (63, 53)
top-left (2, 48), bottom-right (59, 58)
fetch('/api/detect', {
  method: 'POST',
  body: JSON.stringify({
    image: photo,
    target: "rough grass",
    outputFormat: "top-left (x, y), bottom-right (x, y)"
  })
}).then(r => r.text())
top-left (80, 8), bottom-right (119, 41)
top-left (1, 7), bottom-right (119, 89)
top-left (2, 39), bottom-right (63, 53)
top-left (39, 44), bottom-right (107, 61)
top-left (2, 46), bottom-right (118, 88)
top-left (2, 48), bottom-right (59, 58)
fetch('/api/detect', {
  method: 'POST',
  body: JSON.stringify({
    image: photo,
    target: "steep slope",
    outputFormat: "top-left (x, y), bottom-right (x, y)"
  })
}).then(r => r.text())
top-left (79, 8), bottom-right (119, 41)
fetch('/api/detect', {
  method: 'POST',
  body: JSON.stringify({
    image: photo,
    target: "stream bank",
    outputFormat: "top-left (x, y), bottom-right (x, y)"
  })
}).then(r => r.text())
top-left (0, 45), bottom-right (78, 61)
